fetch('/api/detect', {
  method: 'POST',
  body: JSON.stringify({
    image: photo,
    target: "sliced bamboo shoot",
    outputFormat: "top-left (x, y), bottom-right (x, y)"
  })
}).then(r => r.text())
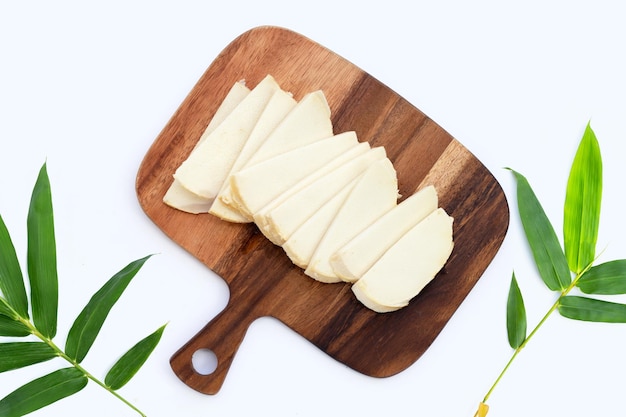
top-left (173, 74), bottom-right (281, 200)
top-left (229, 131), bottom-right (359, 219)
top-left (196, 80), bottom-right (251, 148)
top-left (163, 80), bottom-right (250, 213)
top-left (209, 89), bottom-right (297, 222)
top-left (351, 208), bottom-right (454, 313)
top-left (305, 158), bottom-right (398, 283)
top-left (262, 146), bottom-right (387, 245)
top-left (330, 185), bottom-right (438, 283)
top-left (282, 176), bottom-right (360, 269)
top-left (219, 89), bottom-right (333, 213)
top-left (246, 90), bottom-right (333, 166)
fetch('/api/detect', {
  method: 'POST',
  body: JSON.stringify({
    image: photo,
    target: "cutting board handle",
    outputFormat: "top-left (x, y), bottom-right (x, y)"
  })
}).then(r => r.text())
top-left (170, 303), bottom-right (256, 394)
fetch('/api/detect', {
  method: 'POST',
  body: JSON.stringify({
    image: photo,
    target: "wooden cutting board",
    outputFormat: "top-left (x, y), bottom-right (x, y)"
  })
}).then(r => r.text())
top-left (136, 26), bottom-right (509, 395)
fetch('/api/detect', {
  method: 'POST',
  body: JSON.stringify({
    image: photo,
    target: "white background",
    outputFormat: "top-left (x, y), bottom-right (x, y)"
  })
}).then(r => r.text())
top-left (2, 1), bottom-right (626, 416)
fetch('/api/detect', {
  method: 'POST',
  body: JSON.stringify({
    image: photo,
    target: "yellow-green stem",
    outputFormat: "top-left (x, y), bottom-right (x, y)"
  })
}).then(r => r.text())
top-left (16, 316), bottom-right (146, 417)
top-left (477, 266), bottom-right (591, 415)
top-left (481, 294), bottom-right (560, 404)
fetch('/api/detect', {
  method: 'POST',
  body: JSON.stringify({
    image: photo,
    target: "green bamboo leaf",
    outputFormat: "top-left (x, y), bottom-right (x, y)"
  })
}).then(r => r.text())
top-left (27, 163), bottom-right (58, 338)
top-left (105, 324), bottom-right (166, 390)
top-left (0, 367), bottom-right (87, 417)
top-left (0, 298), bottom-right (13, 318)
top-left (508, 169), bottom-right (571, 290)
top-left (577, 260), bottom-right (626, 295)
top-left (506, 272), bottom-right (527, 349)
top-left (0, 214), bottom-right (29, 319)
top-left (0, 342), bottom-right (57, 373)
top-left (564, 123), bottom-right (603, 274)
top-left (0, 316), bottom-right (30, 337)
top-left (65, 255), bottom-right (153, 363)
top-left (558, 295), bottom-right (626, 323)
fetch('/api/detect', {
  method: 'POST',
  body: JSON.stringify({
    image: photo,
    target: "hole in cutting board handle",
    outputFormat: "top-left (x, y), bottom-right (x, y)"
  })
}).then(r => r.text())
top-left (170, 301), bottom-right (258, 394)
top-left (192, 348), bottom-right (218, 375)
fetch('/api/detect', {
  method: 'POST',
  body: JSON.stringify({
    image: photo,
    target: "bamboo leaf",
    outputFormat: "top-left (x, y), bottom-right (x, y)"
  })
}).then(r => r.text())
top-left (577, 260), bottom-right (626, 295)
top-left (105, 324), bottom-right (166, 390)
top-left (0, 342), bottom-right (57, 373)
top-left (506, 272), bottom-right (527, 349)
top-left (0, 367), bottom-right (87, 417)
top-left (0, 316), bottom-right (30, 337)
top-left (0, 214), bottom-right (29, 319)
top-left (65, 255), bottom-right (153, 363)
top-left (27, 163), bottom-right (58, 338)
top-left (564, 123), bottom-right (603, 274)
top-left (0, 298), bottom-right (13, 318)
top-left (558, 295), bottom-right (626, 323)
top-left (508, 169), bottom-right (571, 290)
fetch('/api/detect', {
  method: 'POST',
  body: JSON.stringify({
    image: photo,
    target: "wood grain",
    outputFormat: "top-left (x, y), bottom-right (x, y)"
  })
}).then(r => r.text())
top-left (135, 26), bottom-right (510, 395)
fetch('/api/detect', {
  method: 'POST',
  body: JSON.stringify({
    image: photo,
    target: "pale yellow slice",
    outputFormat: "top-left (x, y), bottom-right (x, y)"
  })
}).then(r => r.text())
top-left (351, 208), bottom-right (454, 313)
top-left (229, 131), bottom-right (359, 219)
top-left (330, 185), bottom-right (438, 283)
top-left (196, 80), bottom-right (250, 148)
top-left (253, 141), bottom-right (371, 243)
top-left (305, 158), bottom-right (399, 283)
top-left (209, 89), bottom-right (297, 222)
top-left (245, 90), bottom-right (333, 166)
top-left (263, 146), bottom-right (387, 246)
top-left (163, 80), bottom-right (250, 213)
top-left (173, 74), bottom-right (281, 200)
top-left (218, 89), bottom-right (333, 213)
top-left (282, 176), bottom-right (360, 269)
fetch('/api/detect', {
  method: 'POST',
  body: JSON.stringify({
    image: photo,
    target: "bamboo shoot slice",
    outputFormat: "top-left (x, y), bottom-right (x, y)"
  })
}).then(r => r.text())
top-left (163, 80), bottom-right (250, 213)
top-left (263, 146), bottom-right (387, 245)
top-left (218, 89), bottom-right (333, 211)
top-left (229, 131), bottom-right (359, 219)
top-left (305, 158), bottom-right (398, 283)
top-left (351, 208), bottom-right (454, 313)
top-left (282, 176), bottom-right (360, 269)
top-left (196, 80), bottom-right (251, 148)
top-left (173, 74), bottom-right (281, 200)
top-left (247, 90), bottom-right (333, 166)
top-left (330, 185), bottom-right (438, 283)
top-left (209, 89), bottom-right (297, 222)
top-left (253, 142), bottom-right (371, 242)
